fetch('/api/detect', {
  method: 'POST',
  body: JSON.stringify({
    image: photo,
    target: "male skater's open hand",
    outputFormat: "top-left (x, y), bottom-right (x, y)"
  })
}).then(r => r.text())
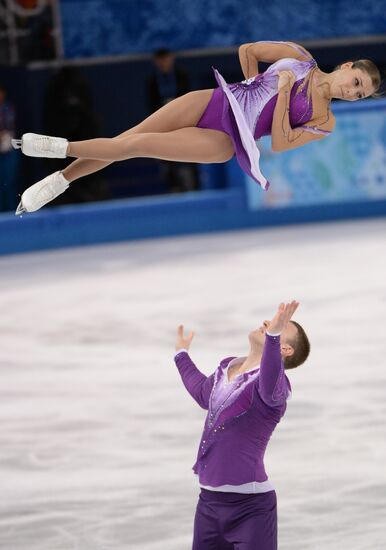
top-left (176, 324), bottom-right (195, 352)
top-left (268, 301), bottom-right (299, 334)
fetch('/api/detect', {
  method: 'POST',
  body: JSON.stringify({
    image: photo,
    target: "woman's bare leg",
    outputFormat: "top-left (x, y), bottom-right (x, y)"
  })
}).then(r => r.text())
top-left (62, 158), bottom-right (111, 183)
top-left (67, 127), bottom-right (234, 164)
top-left (63, 89), bottom-right (215, 182)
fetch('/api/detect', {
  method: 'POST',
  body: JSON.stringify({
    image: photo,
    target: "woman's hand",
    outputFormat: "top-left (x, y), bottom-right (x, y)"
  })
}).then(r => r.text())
top-left (267, 301), bottom-right (299, 334)
top-left (277, 70), bottom-right (296, 92)
top-left (175, 324), bottom-right (194, 352)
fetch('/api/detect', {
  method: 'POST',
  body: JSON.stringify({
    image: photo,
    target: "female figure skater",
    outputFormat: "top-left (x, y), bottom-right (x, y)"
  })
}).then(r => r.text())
top-left (13, 41), bottom-right (380, 214)
top-left (174, 300), bottom-right (310, 549)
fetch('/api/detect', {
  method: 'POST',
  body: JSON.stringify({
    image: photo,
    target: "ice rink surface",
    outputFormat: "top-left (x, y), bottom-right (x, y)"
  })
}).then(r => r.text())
top-left (1, 218), bottom-right (386, 550)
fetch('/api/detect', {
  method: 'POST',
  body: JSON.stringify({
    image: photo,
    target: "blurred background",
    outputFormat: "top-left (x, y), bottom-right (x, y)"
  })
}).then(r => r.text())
top-left (0, 2), bottom-right (386, 550)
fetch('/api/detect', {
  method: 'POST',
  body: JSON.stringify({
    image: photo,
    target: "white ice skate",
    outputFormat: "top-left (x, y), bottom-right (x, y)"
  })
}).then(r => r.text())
top-left (12, 132), bottom-right (68, 158)
top-left (15, 171), bottom-right (70, 215)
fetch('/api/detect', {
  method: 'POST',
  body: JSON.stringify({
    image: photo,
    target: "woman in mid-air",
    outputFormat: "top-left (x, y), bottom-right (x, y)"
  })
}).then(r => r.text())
top-left (13, 40), bottom-right (380, 214)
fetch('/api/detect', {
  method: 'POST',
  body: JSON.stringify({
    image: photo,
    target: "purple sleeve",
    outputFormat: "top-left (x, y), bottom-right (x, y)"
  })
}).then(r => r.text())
top-left (174, 351), bottom-right (215, 410)
top-left (258, 334), bottom-right (290, 407)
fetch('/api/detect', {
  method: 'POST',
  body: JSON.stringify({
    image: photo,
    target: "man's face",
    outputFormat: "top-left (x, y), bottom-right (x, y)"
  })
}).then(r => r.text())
top-left (249, 320), bottom-right (298, 352)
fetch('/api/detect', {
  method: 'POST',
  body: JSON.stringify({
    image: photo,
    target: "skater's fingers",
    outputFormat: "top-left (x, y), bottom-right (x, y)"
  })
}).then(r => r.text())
top-left (286, 301), bottom-right (299, 320)
top-left (282, 301), bottom-right (295, 323)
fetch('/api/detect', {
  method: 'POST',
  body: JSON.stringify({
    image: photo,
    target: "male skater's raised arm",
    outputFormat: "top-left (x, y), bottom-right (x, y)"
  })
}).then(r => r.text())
top-left (174, 325), bottom-right (223, 410)
top-left (258, 301), bottom-right (299, 407)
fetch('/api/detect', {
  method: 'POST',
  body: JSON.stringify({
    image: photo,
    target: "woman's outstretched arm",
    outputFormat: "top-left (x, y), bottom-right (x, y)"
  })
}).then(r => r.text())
top-left (238, 41), bottom-right (312, 80)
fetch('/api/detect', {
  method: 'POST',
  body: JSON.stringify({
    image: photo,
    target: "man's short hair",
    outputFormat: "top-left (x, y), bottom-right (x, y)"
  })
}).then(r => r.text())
top-left (284, 321), bottom-right (310, 370)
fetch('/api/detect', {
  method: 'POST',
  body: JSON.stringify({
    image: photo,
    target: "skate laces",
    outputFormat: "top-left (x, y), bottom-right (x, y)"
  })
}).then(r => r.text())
top-left (37, 136), bottom-right (55, 154)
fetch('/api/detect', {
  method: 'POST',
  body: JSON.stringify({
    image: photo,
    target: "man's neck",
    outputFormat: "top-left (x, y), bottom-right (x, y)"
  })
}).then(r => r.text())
top-left (235, 347), bottom-right (262, 374)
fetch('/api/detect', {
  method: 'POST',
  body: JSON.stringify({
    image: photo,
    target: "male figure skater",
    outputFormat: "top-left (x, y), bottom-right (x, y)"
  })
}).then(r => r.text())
top-left (174, 301), bottom-right (310, 549)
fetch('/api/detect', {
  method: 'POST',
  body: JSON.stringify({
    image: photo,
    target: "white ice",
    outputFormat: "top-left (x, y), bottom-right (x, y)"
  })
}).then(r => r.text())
top-left (0, 218), bottom-right (385, 550)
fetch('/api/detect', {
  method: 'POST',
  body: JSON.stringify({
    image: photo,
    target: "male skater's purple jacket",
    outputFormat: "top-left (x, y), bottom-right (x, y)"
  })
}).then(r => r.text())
top-left (174, 334), bottom-right (291, 489)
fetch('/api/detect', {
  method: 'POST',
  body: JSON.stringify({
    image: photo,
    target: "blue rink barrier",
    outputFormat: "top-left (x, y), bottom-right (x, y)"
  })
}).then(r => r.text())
top-left (1, 186), bottom-right (386, 256)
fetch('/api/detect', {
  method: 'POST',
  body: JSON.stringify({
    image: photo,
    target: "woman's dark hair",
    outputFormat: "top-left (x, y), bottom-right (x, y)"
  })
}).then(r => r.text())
top-left (284, 321), bottom-right (310, 370)
top-left (335, 59), bottom-right (382, 97)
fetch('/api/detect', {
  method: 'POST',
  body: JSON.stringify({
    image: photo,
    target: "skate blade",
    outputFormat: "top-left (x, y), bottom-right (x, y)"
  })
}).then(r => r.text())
top-left (15, 201), bottom-right (27, 216)
top-left (12, 139), bottom-right (22, 150)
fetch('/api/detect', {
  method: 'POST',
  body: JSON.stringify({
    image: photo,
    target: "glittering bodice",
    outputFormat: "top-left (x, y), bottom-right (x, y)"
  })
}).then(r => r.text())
top-left (207, 362), bottom-right (260, 434)
top-left (228, 57), bottom-right (317, 139)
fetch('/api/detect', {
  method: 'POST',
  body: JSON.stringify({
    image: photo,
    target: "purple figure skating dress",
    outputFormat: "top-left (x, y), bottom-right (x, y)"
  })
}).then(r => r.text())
top-left (196, 41), bottom-right (331, 190)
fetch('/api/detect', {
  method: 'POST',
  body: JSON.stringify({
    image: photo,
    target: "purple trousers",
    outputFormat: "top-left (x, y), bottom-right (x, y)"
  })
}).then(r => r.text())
top-left (192, 489), bottom-right (277, 550)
